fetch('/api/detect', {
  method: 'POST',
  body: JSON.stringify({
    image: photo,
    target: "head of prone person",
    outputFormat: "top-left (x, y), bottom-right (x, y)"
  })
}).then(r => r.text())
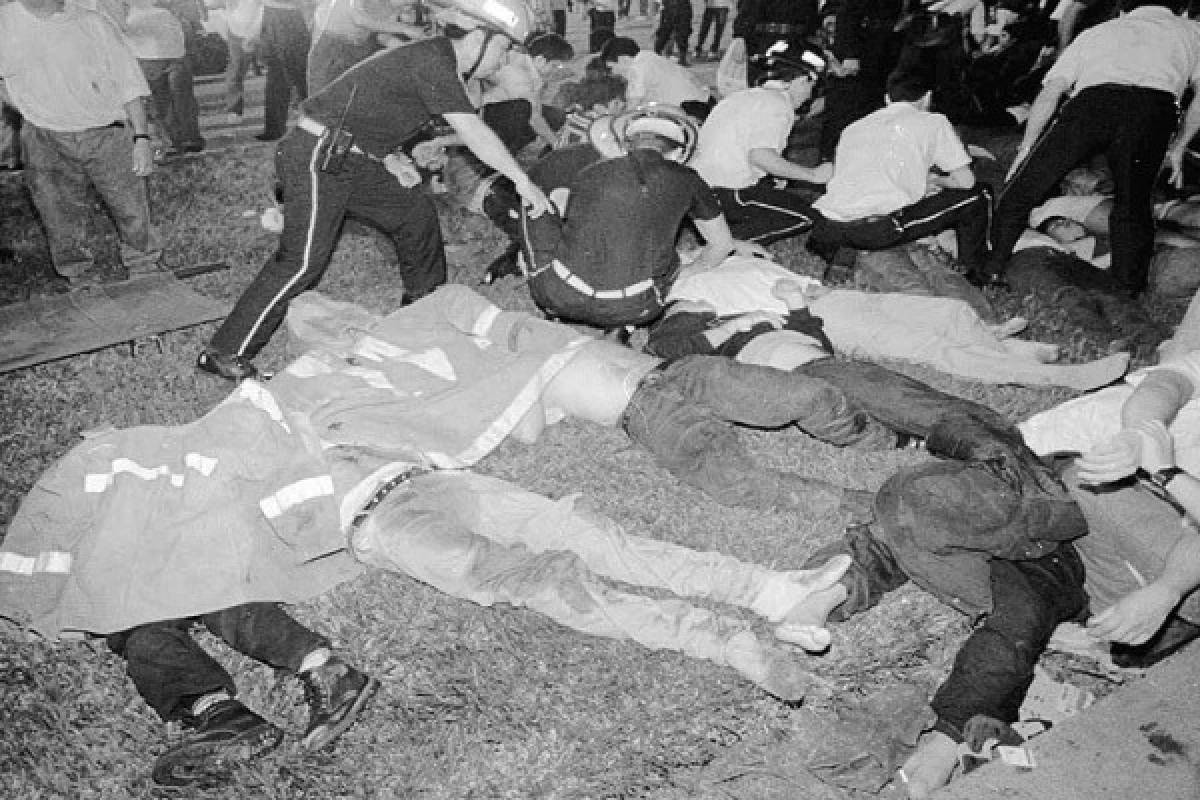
top-left (1037, 215), bottom-right (1089, 244)
top-left (429, 0), bottom-right (537, 81)
top-left (751, 42), bottom-right (827, 109)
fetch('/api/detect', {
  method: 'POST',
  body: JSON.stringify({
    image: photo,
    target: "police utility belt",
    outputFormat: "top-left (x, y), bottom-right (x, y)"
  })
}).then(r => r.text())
top-left (298, 115), bottom-right (381, 163)
top-left (544, 259), bottom-right (656, 300)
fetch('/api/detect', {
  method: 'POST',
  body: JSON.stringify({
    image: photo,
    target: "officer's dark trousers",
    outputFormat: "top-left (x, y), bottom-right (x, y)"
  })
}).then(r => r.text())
top-left (210, 127), bottom-right (447, 359)
top-left (990, 85), bottom-right (1178, 292)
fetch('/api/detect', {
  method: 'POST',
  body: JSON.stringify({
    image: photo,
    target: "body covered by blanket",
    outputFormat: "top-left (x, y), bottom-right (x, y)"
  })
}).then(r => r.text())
top-left (668, 257), bottom-right (1129, 390)
top-left (0, 285), bottom-right (590, 639)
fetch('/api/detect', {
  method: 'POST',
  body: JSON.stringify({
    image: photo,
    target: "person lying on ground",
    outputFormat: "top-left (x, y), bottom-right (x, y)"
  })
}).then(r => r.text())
top-left (776, 345), bottom-right (1200, 798)
top-left (662, 254), bottom-right (1130, 390)
top-left (0, 334), bottom-right (864, 708)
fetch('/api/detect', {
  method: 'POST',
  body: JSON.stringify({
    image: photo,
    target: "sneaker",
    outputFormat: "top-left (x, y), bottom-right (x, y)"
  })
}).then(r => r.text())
top-left (299, 656), bottom-right (379, 751)
top-left (151, 699), bottom-right (283, 787)
top-left (196, 349), bottom-right (259, 382)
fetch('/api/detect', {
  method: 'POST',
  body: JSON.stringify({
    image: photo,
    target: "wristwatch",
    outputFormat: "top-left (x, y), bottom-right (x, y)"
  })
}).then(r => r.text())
top-left (1139, 466), bottom-right (1187, 492)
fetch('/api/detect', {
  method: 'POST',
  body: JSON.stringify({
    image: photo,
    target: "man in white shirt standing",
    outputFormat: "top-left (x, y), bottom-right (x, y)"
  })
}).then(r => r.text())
top-left (0, 0), bottom-right (163, 284)
top-left (984, 0), bottom-right (1200, 292)
top-left (808, 67), bottom-right (992, 275)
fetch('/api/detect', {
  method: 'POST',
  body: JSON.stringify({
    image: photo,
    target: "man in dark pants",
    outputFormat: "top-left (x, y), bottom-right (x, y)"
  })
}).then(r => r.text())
top-left (730, 0), bottom-right (820, 86)
top-left (801, 455), bottom-right (1088, 799)
top-left (980, 0), bottom-right (1200, 292)
top-left (198, 0), bottom-right (551, 381)
top-left (108, 603), bottom-right (377, 786)
top-left (819, 0), bottom-right (904, 160)
top-left (654, 0), bottom-right (693, 65)
top-left (258, 0), bottom-right (311, 142)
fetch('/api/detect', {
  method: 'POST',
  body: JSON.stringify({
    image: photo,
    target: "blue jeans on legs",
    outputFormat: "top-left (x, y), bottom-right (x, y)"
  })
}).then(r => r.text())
top-left (620, 355), bottom-right (871, 511)
top-left (107, 603), bottom-right (327, 722)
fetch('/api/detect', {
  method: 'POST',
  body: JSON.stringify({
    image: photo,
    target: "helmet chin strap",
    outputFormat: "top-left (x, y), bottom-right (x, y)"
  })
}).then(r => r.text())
top-left (462, 29), bottom-right (497, 82)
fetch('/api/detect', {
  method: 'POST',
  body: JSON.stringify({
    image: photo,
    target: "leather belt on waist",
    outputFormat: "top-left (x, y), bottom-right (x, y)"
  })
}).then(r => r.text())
top-left (297, 115), bottom-right (381, 161)
top-left (550, 259), bottom-right (655, 300)
top-left (349, 466), bottom-right (428, 530)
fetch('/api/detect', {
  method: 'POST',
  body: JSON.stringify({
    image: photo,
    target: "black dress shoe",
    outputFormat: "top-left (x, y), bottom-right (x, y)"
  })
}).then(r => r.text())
top-left (152, 699), bottom-right (283, 786)
top-left (196, 349), bottom-right (258, 381)
top-left (1111, 616), bottom-right (1200, 669)
top-left (481, 244), bottom-right (521, 285)
top-left (255, 132), bottom-right (283, 142)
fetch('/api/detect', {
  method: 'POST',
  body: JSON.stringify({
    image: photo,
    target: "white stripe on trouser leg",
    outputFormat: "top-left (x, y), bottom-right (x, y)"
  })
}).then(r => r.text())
top-left (895, 192), bottom-right (985, 234)
top-left (234, 140), bottom-right (328, 356)
top-left (735, 190), bottom-right (813, 242)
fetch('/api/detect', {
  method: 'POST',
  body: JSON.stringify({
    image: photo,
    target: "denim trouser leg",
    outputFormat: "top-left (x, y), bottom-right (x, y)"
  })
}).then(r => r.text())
top-left (795, 359), bottom-right (1050, 486)
top-left (621, 360), bottom-right (846, 511)
top-left (931, 547), bottom-right (1086, 740)
top-left (107, 603), bottom-right (326, 722)
top-left (661, 355), bottom-right (874, 446)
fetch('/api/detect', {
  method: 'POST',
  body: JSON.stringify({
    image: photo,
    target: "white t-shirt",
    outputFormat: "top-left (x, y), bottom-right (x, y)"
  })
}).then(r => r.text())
top-left (814, 101), bottom-right (971, 221)
top-left (625, 51), bottom-right (711, 107)
top-left (122, 1), bottom-right (185, 60)
top-left (1020, 351), bottom-right (1200, 473)
top-left (690, 88), bottom-right (794, 190)
top-left (1047, 5), bottom-right (1200, 100)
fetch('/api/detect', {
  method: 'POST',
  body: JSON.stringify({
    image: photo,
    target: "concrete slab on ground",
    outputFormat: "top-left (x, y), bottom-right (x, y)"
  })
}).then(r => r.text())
top-left (937, 642), bottom-right (1200, 800)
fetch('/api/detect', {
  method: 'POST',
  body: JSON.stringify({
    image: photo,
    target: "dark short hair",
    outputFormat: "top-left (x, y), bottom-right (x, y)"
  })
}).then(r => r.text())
top-left (525, 31), bottom-right (574, 61)
top-left (885, 68), bottom-right (933, 103)
top-left (600, 36), bottom-right (640, 64)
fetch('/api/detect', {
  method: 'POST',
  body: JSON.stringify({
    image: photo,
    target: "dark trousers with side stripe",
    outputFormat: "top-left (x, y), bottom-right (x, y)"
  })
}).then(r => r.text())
top-left (712, 184), bottom-right (817, 245)
top-left (210, 129), bottom-right (447, 359)
top-left (809, 184), bottom-right (992, 270)
top-left (989, 85), bottom-right (1178, 293)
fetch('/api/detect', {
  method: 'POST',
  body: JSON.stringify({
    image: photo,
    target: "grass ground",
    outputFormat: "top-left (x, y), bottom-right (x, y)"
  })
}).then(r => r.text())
top-left (0, 136), bottom-right (1184, 799)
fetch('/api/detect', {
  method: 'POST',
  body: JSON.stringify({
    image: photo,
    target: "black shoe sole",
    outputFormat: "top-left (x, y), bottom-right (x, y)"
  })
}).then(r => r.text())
top-left (152, 723), bottom-right (283, 786)
top-left (302, 676), bottom-right (380, 751)
top-left (196, 351), bottom-right (258, 382)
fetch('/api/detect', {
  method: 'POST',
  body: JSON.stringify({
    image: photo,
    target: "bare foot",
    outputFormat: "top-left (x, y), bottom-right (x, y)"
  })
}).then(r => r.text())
top-left (774, 582), bottom-right (848, 650)
top-left (751, 555), bottom-right (852, 623)
top-left (899, 731), bottom-right (959, 799)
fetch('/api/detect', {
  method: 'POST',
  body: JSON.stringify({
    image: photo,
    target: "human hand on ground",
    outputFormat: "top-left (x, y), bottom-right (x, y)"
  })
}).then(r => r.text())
top-left (1088, 582), bottom-right (1181, 645)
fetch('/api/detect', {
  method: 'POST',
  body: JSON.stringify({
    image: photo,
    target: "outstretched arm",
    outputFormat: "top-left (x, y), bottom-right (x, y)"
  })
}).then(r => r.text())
top-left (1076, 367), bottom-right (1196, 484)
top-left (1087, 420), bottom-right (1200, 644)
